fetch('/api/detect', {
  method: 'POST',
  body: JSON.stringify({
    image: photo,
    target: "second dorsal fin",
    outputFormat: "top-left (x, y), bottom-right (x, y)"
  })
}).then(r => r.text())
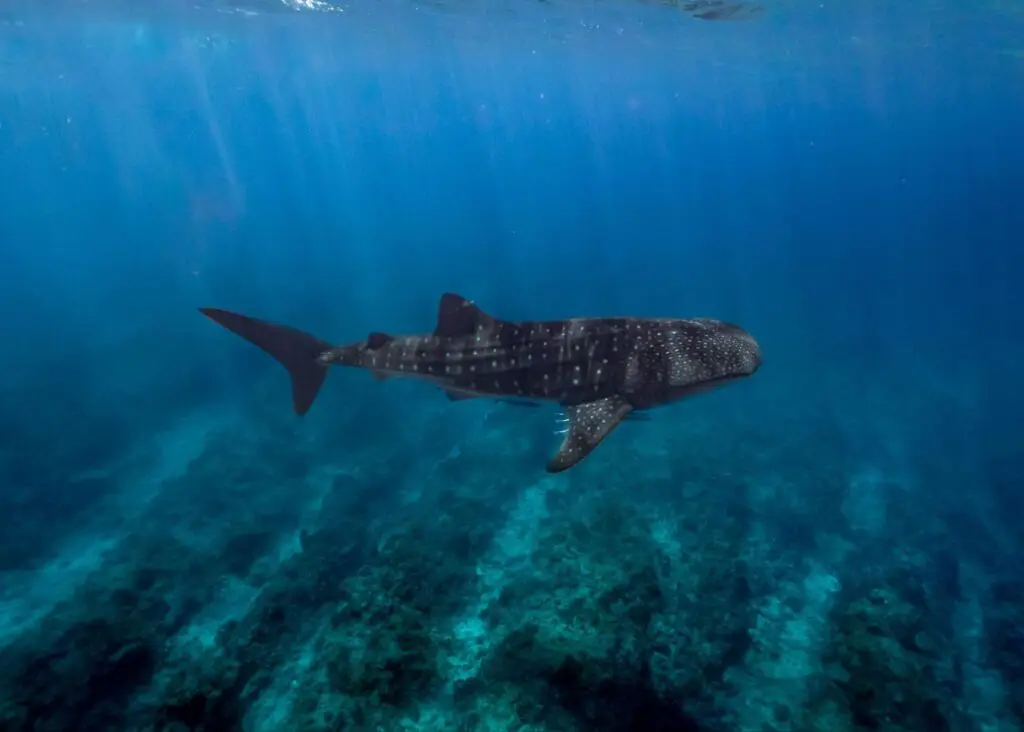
top-left (434, 292), bottom-right (497, 338)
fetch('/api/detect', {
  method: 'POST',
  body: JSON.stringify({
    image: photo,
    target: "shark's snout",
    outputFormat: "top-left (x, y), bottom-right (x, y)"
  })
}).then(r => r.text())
top-left (744, 335), bottom-right (763, 375)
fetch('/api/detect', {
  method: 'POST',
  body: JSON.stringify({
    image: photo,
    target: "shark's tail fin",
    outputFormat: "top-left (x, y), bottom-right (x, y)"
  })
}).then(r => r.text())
top-left (199, 308), bottom-right (332, 416)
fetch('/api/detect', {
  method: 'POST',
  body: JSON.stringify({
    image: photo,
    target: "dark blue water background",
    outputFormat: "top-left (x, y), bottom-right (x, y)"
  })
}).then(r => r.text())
top-left (0, 0), bottom-right (1022, 729)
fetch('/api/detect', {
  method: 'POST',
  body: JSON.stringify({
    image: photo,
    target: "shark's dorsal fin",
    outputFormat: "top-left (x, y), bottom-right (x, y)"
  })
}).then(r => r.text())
top-left (367, 332), bottom-right (393, 350)
top-left (547, 396), bottom-right (633, 473)
top-left (435, 293), bottom-right (497, 338)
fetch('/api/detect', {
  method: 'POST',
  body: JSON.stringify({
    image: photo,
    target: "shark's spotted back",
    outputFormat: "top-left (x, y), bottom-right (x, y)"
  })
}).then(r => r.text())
top-left (200, 293), bottom-right (762, 472)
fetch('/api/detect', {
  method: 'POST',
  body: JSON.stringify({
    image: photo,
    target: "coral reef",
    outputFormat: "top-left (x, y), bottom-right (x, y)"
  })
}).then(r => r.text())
top-left (0, 397), bottom-right (1021, 732)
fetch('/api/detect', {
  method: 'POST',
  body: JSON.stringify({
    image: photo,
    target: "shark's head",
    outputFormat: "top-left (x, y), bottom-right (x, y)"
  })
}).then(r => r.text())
top-left (665, 318), bottom-right (762, 393)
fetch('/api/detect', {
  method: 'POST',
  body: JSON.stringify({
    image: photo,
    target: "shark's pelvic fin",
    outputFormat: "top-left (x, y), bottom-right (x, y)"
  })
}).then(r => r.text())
top-left (443, 391), bottom-right (542, 406)
top-left (434, 292), bottom-right (498, 337)
top-left (444, 388), bottom-right (481, 401)
top-left (502, 399), bottom-right (542, 408)
top-left (198, 308), bottom-right (331, 416)
top-left (547, 396), bottom-right (633, 473)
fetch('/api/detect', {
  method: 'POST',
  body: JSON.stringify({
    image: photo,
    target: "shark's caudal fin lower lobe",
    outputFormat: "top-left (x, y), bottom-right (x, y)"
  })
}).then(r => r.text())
top-left (199, 308), bottom-right (332, 416)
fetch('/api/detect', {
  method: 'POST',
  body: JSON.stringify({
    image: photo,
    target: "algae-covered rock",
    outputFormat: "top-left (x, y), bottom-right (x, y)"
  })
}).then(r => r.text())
top-left (466, 495), bottom-right (706, 731)
top-left (821, 581), bottom-right (954, 731)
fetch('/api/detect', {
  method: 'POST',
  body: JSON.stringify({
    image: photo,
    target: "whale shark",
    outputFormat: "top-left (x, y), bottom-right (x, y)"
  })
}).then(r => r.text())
top-left (199, 293), bottom-right (762, 472)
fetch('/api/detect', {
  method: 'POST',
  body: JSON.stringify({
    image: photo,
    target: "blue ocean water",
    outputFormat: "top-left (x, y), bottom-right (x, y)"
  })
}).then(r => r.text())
top-left (1, 0), bottom-right (1023, 729)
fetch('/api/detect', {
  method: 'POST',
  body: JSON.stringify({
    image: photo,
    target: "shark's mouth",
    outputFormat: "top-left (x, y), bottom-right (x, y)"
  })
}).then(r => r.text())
top-left (671, 373), bottom-right (750, 400)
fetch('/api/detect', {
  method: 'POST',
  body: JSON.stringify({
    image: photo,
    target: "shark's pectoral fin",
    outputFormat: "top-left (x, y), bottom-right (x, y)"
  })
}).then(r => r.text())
top-left (547, 397), bottom-right (633, 473)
